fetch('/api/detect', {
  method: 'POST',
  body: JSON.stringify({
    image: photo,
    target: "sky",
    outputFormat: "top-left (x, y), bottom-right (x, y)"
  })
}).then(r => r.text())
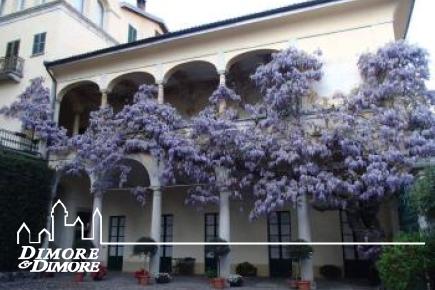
top-left (123, 0), bottom-right (303, 31)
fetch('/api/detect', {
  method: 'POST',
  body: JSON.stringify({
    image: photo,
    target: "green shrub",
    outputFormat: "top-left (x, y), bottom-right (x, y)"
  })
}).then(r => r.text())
top-left (235, 262), bottom-right (257, 277)
top-left (176, 257), bottom-right (196, 275)
top-left (204, 237), bottom-right (230, 277)
top-left (410, 167), bottom-right (435, 218)
top-left (319, 265), bottom-right (342, 280)
top-left (287, 239), bottom-right (313, 280)
top-left (133, 237), bottom-right (158, 256)
top-left (0, 151), bottom-right (53, 271)
top-left (377, 232), bottom-right (434, 290)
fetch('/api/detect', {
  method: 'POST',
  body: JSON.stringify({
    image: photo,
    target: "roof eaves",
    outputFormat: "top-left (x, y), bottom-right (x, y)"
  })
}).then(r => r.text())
top-left (45, 0), bottom-right (344, 68)
top-left (119, 2), bottom-right (168, 32)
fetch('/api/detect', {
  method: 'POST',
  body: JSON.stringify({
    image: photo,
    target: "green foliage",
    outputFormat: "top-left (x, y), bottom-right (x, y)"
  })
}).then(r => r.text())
top-left (133, 237), bottom-right (157, 256)
top-left (204, 237), bottom-right (231, 259)
top-left (205, 269), bottom-right (217, 279)
top-left (319, 265), bottom-right (342, 280)
top-left (287, 239), bottom-right (313, 280)
top-left (287, 239), bottom-right (313, 261)
top-left (377, 232), bottom-right (435, 290)
top-left (0, 151), bottom-right (53, 271)
top-left (410, 167), bottom-right (435, 218)
top-left (73, 240), bottom-right (95, 262)
top-left (176, 257), bottom-right (196, 275)
top-left (235, 262), bottom-right (257, 277)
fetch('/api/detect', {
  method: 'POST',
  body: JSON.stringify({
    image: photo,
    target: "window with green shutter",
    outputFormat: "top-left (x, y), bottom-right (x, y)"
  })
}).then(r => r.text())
top-left (128, 25), bottom-right (137, 43)
top-left (32, 32), bottom-right (46, 56)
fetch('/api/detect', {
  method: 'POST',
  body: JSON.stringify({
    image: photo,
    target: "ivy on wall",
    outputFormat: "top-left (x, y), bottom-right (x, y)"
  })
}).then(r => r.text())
top-left (0, 151), bottom-right (53, 272)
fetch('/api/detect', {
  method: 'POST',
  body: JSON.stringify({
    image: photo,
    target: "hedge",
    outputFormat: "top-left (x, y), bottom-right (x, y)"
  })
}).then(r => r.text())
top-left (0, 151), bottom-right (53, 272)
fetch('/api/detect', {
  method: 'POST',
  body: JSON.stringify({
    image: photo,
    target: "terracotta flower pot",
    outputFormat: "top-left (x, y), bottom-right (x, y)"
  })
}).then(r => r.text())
top-left (289, 279), bottom-right (299, 288)
top-left (298, 280), bottom-right (311, 290)
top-left (137, 274), bottom-right (151, 285)
top-left (211, 277), bottom-right (226, 289)
top-left (74, 272), bottom-right (84, 283)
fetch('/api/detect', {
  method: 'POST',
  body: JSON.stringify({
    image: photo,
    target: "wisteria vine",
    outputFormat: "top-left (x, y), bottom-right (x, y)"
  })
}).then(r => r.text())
top-left (1, 42), bottom-right (434, 255)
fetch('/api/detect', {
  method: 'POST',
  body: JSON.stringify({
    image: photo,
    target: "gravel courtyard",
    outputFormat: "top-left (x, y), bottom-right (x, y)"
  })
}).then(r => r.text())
top-left (0, 273), bottom-right (377, 290)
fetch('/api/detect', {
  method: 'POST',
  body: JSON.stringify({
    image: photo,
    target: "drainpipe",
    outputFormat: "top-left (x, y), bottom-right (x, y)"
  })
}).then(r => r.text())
top-left (42, 62), bottom-right (59, 252)
top-left (44, 61), bottom-right (57, 124)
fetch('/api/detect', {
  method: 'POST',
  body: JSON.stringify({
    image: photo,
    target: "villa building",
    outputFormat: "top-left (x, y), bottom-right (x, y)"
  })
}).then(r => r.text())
top-left (1, 0), bottom-right (417, 285)
top-left (0, 0), bottom-right (166, 133)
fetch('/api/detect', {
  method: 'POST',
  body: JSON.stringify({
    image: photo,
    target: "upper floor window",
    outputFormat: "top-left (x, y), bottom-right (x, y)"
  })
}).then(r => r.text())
top-left (71, 0), bottom-right (84, 14)
top-left (17, 0), bottom-right (25, 11)
top-left (128, 25), bottom-right (137, 43)
top-left (0, 0), bottom-right (5, 16)
top-left (96, 0), bottom-right (104, 27)
top-left (32, 32), bottom-right (46, 56)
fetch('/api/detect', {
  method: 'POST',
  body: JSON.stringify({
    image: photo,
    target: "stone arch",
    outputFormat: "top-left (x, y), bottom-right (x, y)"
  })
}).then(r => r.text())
top-left (104, 157), bottom-right (152, 189)
top-left (225, 49), bottom-right (279, 116)
top-left (125, 154), bottom-right (159, 187)
top-left (163, 61), bottom-right (219, 118)
top-left (162, 60), bottom-right (218, 84)
top-left (58, 80), bottom-right (101, 136)
top-left (225, 49), bottom-right (279, 72)
top-left (106, 71), bottom-right (156, 112)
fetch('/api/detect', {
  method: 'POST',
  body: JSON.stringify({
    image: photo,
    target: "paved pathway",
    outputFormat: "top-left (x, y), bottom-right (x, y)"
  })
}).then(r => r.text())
top-left (0, 273), bottom-right (377, 290)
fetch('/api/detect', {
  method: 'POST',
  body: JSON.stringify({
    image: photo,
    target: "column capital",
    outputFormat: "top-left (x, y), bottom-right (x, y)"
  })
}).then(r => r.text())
top-left (217, 69), bottom-right (226, 75)
top-left (94, 191), bottom-right (104, 198)
top-left (152, 187), bottom-right (162, 196)
top-left (100, 88), bottom-right (111, 95)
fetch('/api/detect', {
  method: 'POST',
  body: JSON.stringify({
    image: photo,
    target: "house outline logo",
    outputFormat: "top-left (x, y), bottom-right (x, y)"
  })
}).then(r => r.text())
top-left (16, 200), bottom-right (425, 248)
top-left (16, 200), bottom-right (102, 245)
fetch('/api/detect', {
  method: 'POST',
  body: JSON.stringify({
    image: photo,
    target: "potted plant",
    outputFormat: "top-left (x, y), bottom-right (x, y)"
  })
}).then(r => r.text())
top-left (134, 269), bottom-right (151, 285)
top-left (133, 237), bottom-right (157, 285)
top-left (90, 265), bottom-right (107, 281)
top-left (205, 237), bottom-right (231, 289)
top-left (287, 239), bottom-right (313, 290)
top-left (155, 272), bottom-right (172, 284)
top-left (227, 274), bottom-right (243, 287)
top-left (176, 257), bottom-right (196, 275)
top-left (206, 269), bottom-right (218, 282)
top-left (319, 265), bottom-right (341, 280)
top-left (235, 262), bottom-right (257, 277)
top-left (42, 242), bottom-right (57, 278)
top-left (73, 239), bottom-right (95, 283)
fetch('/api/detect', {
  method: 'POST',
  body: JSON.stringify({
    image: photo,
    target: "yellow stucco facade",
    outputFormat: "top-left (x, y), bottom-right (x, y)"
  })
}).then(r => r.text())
top-left (1, 0), bottom-right (412, 280)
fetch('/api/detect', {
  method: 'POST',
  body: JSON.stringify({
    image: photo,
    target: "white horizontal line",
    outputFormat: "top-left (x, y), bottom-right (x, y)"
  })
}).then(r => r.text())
top-left (100, 242), bottom-right (425, 246)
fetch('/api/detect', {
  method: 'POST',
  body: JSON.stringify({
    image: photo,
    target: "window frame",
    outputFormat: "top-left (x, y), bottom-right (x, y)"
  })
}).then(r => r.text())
top-left (71, 0), bottom-right (84, 14)
top-left (17, 0), bottom-right (25, 11)
top-left (128, 24), bottom-right (138, 43)
top-left (32, 32), bottom-right (46, 56)
top-left (0, 0), bottom-right (5, 16)
top-left (96, 0), bottom-right (104, 28)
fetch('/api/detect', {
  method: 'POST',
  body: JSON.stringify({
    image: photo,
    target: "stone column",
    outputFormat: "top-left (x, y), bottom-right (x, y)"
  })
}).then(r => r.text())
top-left (53, 99), bottom-right (61, 124)
top-left (218, 71), bottom-right (227, 114)
top-left (41, 172), bottom-right (61, 250)
top-left (91, 192), bottom-right (103, 258)
top-left (217, 168), bottom-right (231, 277)
top-left (100, 89), bottom-right (108, 108)
top-left (297, 194), bottom-right (314, 284)
top-left (219, 190), bottom-right (231, 277)
top-left (219, 70), bottom-right (226, 86)
top-left (72, 113), bottom-right (81, 135)
top-left (149, 188), bottom-right (162, 274)
top-left (157, 83), bottom-right (164, 105)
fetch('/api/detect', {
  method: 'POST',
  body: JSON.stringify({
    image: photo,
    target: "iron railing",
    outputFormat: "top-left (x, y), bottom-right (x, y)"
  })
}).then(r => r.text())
top-left (0, 129), bottom-right (39, 155)
top-left (0, 56), bottom-right (24, 78)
